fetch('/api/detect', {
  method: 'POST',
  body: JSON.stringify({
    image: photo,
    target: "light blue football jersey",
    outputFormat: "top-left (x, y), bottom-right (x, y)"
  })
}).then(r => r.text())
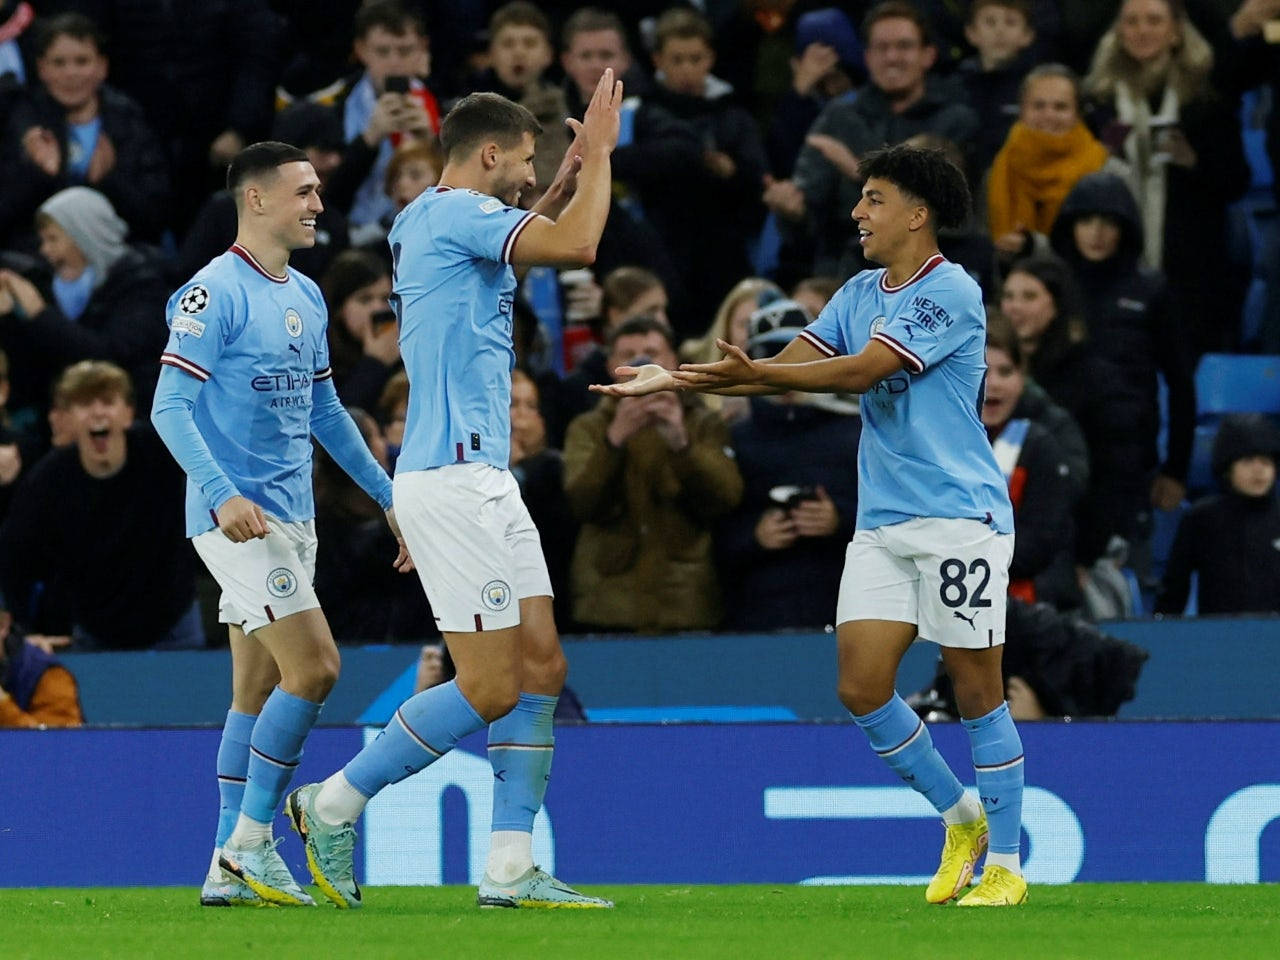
top-left (160, 245), bottom-right (332, 535)
top-left (389, 185), bottom-right (539, 473)
top-left (799, 254), bottom-right (1014, 534)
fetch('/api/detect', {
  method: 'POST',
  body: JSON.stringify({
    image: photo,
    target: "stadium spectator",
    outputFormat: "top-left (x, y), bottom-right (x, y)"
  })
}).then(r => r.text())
top-left (680, 277), bottom-right (783, 425)
top-left (177, 100), bottom-right (353, 284)
top-left (0, 186), bottom-right (169, 412)
top-left (986, 65), bottom-right (1110, 260)
top-left (982, 312), bottom-right (1081, 611)
top-left (0, 361), bottom-right (202, 650)
top-left (377, 368), bottom-right (409, 464)
top-left (765, 2), bottom-right (979, 276)
top-left (765, 7), bottom-right (861, 178)
top-left (383, 137), bottom-right (442, 215)
top-left (717, 298), bottom-right (861, 631)
top-left (510, 368), bottom-right (576, 626)
top-left (999, 252), bottom-right (1146, 569)
top-left (0, 13), bottom-right (170, 246)
top-left (0, 592), bottom-right (83, 728)
top-left (958, 0), bottom-right (1039, 176)
top-left (1155, 413), bottom-right (1280, 615)
top-left (549, 265), bottom-right (669, 444)
top-left (309, 0), bottom-right (440, 244)
top-left (0, 0), bottom-right (34, 92)
top-left (313, 406), bottom-right (434, 641)
top-left (1049, 173), bottom-right (1195, 558)
top-left (470, 2), bottom-right (572, 197)
top-left (559, 8), bottom-right (703, 303)
top-left (647, 7), bottom-right (768, 324)
top-left (81, 0), bottom-right (281, 232)
top-left (563, 316), bottom-right (742, 631)
top-left (321, 250), bottom-right (401, 415)
top-left (0, 346), bottom-right (40, 525)
top-left (1084, 0), bottom-right (1250, 355)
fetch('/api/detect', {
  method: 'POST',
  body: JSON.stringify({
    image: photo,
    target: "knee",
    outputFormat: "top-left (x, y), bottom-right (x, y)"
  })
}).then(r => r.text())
top-left (950, 677), bottom-right (1003, 721)
top-left (285, 649), bottom-right (340, 702)
top-left (837, 677), bottom-right (892, 719)
top-left (524, 646), bottom-right (568, 693)
top-left (457, 673), bottom-right (520, 723)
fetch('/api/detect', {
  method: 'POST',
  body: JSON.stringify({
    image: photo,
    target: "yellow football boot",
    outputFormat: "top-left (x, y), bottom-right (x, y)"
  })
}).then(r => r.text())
top-left (957, 864), bottom-right (1029, 906)
top-left (925, 813), bottom-right (989, 904)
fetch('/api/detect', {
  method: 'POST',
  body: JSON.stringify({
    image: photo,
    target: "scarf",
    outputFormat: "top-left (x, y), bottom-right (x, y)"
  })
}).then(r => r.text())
top-left (987, 121), bottom-right (1110, 237)
top-left (1115, 81), bottom-right (1178, 269)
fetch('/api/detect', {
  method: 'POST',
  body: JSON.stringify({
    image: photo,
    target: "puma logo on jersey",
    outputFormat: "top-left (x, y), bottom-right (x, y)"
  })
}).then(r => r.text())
top-left (953, 610), bottom-right (977, 630)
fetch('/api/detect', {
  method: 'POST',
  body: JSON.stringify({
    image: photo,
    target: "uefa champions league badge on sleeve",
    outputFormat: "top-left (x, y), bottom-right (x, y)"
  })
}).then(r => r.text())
top-left (869, 316), bottom-right (886, 336)
top-left (179, 284), bottom-right (210, 314)
top-left (482, 580), bottom-right (511, 611)
top-left (284, 308), bottom-right (303, 337)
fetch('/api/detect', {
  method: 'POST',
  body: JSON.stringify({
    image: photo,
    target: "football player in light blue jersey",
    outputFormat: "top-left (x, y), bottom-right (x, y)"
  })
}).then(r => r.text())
top-left (287, 73), bottom-right (624, 910)
top-left (599, 145), bottom-right (1028, 907)
top-left (151, 142), bottom-right (410, 909)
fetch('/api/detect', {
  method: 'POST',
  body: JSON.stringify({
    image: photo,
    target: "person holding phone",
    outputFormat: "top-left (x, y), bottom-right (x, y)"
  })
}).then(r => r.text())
top-left (320, 250), bottom-right (401, 413)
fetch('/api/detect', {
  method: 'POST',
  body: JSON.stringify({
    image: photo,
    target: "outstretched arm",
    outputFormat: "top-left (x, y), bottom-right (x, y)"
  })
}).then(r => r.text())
top-left (675, 338), bottom-right (903, 395)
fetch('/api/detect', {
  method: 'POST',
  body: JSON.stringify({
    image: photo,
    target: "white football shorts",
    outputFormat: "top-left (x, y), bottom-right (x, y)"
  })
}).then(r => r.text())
top-left (192, 515), bottom-right (319, 635)
top-left (837, 517), bottom-right (1014, 649)
top-left (394, 462), bottom-right (552, 633)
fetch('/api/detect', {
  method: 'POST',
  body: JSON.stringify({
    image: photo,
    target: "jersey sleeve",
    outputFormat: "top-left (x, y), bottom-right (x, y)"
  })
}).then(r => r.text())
top-left (873, 273), bottom-right (980, 374)
top-left (448, 191), bottom-right (540, 265)
top-left (304, 279), bottom-right (333, 380)
top-left (159, 277), bottom-right (238, 382)
top-left (798, 285), bottom-right (850, 357)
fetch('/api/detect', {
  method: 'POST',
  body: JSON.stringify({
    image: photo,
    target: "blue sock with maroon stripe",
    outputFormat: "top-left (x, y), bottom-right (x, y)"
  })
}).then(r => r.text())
top-left (964, 702), bottom-right (1024, 863)
top-left (852, 694), bottom-right (966, 814)
top-left (215, 710), bottom-right (256, 847)
top-left (342, 680), bottom-right (486, 798)
top-left (488, 693), bottom-right (557, 831)
top-left (237, 687), bottom-right (322, 826)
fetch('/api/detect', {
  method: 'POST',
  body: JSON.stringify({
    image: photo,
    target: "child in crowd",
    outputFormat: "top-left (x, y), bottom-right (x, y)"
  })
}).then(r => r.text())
top-left (959, 0), bottom-right (1038, 175)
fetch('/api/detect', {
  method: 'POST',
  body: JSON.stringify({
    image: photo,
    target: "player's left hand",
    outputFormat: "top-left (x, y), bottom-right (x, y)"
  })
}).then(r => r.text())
top-left (673, 339), bottom-right (764, 389)
top-left (1150, 473), bottom-right (1186, 512)
top-left (790, 485), bottom-right (839, 537)
top-left (0, 269), bottom-right (46, 317)
top-left (386, 508), bottom-right (415, 573)
top-left (590, 363), bottom-right (680, 397)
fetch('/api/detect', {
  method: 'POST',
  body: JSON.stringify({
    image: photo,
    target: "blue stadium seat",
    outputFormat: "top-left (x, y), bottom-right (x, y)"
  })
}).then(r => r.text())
top-left (1194, 354), bottom-right (1280, 420)
top-left (1186, 424), bottom-right (1218, 494)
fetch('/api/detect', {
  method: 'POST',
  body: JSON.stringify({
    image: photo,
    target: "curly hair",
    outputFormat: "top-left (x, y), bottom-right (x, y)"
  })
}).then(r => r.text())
top-left (858, 143), bottom-right (971, 232)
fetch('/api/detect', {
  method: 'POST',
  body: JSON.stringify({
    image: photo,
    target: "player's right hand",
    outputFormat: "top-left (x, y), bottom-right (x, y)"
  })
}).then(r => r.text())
top-left (385, 508), bottom-right (415, 573)
top-left (217, 495), bottom-right (269, 542)
top-left (582, 67), bottom-right (624, 153)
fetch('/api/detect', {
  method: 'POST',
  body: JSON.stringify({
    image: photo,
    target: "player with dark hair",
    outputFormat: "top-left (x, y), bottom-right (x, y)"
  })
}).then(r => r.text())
top-left (596, 144), bottom-right (1027, 906)
top-left (151, 140), bottom-right (409, 908)
top-left (285, 74), bottom-right (624, 910)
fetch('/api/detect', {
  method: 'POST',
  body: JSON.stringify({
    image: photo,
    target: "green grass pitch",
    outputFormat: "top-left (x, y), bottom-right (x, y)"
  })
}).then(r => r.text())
top-left (1, 885), bottom-right (1277, 960)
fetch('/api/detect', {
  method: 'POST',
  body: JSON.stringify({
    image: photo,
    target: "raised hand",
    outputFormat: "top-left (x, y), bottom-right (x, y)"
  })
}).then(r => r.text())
top-left (590, 362), bottom-right (680, 398)
top-left (582, 67), bottom-right (624, 153)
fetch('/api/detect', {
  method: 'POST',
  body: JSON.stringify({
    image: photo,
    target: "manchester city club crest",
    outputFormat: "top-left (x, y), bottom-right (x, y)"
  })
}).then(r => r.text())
top-left (266, 567), bottom-right (298, 598)
top-left (284, 308), bottom-right (303, 337)
top-left (869, 316), bottom-right (887, 336)
top-left (482, 579), bottom-right (511, 611)
top-left (179, 284), bottom-right (210, 314)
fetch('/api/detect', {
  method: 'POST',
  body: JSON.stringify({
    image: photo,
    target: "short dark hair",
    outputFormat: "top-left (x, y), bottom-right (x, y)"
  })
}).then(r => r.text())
top-left (862, 1), bottom-right (933, 46)
top-left (858, 143), bottom-right (970, 232)
top-left (608, 315), bottom-right (676, 352)
top-left (54, 360), bottom-right (134, 408)
top-left (562, 7), bottom-right (628, 51)
top-left (439, 92), bottom-right (542, 161)
top-left (353, 0), bottom-right (425, 41)
top-left (966, 0), bottom-right (1031, 26)
top-left (654, 7), bottom-right (714, 51)
top-left (35, 13), bottom-right (106, 58)
top-left (1020, 63), bottom-right (1082, 112)
top-left (226, 141), bottom-right (310, 192)
top-left (602, 266), bottom-right (663, 316)
top-left (490, 1), bottom-right (551, 41)
top-left (985, 308), bottom-right (1024, 369)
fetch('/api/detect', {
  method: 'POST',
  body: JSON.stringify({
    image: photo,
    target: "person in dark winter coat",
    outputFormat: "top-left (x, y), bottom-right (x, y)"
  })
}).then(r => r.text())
top-left (0, 14), bottom-right (170, 247)
top-left (766, 3), bottom-right (979, 277)
top-left (1049, 171), bottom-right (1196, 548)
top-left (957, 0), bottom-right (1039, 176)
top-left (0, 187), bottom-right (168, 413)
top-left (717, 299), bottom-right (861, 631)
top-left (1155, 413), bottom-right (1280, 615)
top-left (983, 312), bottom-right (1082, 611)
top-left (647, 8), bottom-right (768, 325)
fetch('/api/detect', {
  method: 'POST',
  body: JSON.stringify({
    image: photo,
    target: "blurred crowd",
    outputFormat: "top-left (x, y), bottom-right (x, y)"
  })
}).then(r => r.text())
top-left (1, 1), bottom-right (1279, 718)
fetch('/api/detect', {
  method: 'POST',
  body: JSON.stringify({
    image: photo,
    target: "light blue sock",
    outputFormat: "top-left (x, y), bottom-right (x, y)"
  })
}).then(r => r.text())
top-left (240, 687), bottom-right (322, 824)
top-left (488, 693), bottom-right (557, 832)
top-left (343, 680), bottom-right (486, 798)
top-left (215, 710), bottom-right (256, 846)
top-left (964, 701), bottom-right (1025, 855)
top-left (852, 694), bottom-right (965, 814)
